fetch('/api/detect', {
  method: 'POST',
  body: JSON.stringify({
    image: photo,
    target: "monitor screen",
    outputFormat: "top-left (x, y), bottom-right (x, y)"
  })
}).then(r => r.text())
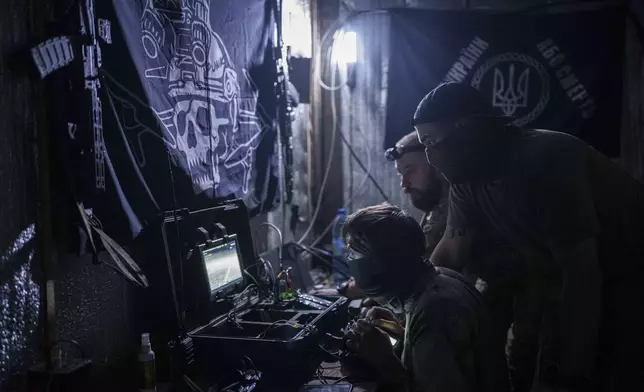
top-left (201, 239), bottom-right (243, 294)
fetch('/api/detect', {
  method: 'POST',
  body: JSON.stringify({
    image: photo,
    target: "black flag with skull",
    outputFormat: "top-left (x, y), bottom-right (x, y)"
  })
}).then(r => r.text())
top-left (89, 0), bottom-right (278, 242)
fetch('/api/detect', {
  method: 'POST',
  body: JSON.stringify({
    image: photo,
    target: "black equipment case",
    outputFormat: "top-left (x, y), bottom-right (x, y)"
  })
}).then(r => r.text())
top-left (147, 199), bottom-right (349, 387)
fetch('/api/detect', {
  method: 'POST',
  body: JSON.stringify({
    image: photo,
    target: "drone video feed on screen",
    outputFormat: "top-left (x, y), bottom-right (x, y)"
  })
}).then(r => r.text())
top-left (202, 240), bottom-right (243, 293)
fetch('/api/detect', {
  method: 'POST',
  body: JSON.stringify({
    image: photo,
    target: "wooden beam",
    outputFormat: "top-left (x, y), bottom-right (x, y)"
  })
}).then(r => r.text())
top-left (309, 0), bottom-right (343, 245)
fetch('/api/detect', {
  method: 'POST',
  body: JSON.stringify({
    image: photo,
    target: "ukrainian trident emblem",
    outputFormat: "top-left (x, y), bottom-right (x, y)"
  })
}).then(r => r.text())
top-left (470, 52), bottom-right (551, 127)
top-left (492, 64), bottom-right (530, 117)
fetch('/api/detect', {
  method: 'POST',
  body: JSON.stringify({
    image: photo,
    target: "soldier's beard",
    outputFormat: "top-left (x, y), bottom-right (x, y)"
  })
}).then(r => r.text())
top-left (409, 181), bottom-right (443, 213)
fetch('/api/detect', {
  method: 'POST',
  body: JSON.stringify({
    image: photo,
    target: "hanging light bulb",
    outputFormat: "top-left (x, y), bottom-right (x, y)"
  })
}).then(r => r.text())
top-left (333, 30), bottom-right (357, 65)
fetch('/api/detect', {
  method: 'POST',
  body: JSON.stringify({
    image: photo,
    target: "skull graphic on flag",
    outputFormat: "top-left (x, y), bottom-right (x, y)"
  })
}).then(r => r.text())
top-left (138, 0), bottom-right (262, 196)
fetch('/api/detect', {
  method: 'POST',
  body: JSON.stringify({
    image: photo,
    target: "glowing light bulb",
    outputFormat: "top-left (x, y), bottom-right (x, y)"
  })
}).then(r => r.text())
top-left (333, 30), bottom-right (357, 64)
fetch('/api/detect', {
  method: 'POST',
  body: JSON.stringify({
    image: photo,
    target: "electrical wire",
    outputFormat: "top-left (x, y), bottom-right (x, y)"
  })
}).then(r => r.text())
top-left (333, 376), bottom-right (350, 384)
top-left (242, 270), bottom-right (261, 288)
top-left (318, 343), bottom-right (346, 360)
top-left (338, 127), bottom-right (388, 201)
top-left (255, 222), bottom-right (284, 270)
top-left (292, 242), bottom-right (352, 280)
top-left (315, 366), bottom-right (328, 384)
top-left (300, 10), bottom-right (391, 245)
top-left (237, 283), bottom-right (259, 299)
top-left (244, 258), bottom-right (276, 290)
top-left (297, 52), bottom-right (340, 243)
top-left (307, 122), bottom-right (376, 249)
top-left (242, 356), bottom-right (259, 373)
top-left (299, 12), bottom-right (378, 244)
top-left (316, 11), bottom-right (389, 91)
top-left (261, 256), bottom-right (275, 275)
top-left (299, 48), bottom-right (368, 244)
top-left (219, 381), bottom-right (240, 392)
top-left (256, 319), bottom-right (300, 339)
top-left (183, 375), bottom-right (204, 392)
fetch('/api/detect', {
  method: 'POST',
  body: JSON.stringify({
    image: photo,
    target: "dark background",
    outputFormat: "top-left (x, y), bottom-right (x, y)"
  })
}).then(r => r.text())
top-left (1, 1), bottom-right (644, 391)
top-left (385, 8), bottom-right (625, 157)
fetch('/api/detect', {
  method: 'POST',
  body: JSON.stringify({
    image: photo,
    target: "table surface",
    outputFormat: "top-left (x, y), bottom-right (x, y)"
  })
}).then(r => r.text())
top-left (157, 360), bottom-right (377, 392)
top-left (303, 361), bottom-right (377, 392)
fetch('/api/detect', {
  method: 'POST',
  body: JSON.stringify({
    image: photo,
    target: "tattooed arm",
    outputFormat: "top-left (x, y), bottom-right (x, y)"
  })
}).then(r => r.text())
top-left (430, 185), bottom-right (476, 272)
top-left (430, 225), bottom-right (473, 272)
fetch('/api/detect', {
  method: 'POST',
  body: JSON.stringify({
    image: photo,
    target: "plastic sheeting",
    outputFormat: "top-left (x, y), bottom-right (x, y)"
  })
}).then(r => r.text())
top-left (0, 226), bottom-right (39, 387)
top-left (0, 0), bottom-right (47, 386)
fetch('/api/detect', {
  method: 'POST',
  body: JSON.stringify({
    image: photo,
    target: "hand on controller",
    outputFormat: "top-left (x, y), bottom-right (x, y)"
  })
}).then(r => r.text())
top-left (361, 297), bottom-right (378, 307)
top-left (363, 307), bottom-right (405, 341)
top-left (344, 318), bottom-right (398, 371)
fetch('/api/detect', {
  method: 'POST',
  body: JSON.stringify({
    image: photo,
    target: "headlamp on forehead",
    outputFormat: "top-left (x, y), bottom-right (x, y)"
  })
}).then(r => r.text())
top-left (385, 143), bottom-right (426, 161)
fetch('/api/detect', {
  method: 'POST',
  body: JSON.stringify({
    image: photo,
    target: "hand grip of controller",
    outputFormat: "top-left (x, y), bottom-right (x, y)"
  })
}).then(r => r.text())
top-left (370, 319), bottom-right (405, 341)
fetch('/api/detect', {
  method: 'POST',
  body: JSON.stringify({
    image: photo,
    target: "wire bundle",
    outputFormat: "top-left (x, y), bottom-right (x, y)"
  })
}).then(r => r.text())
top-left (298, 10), bottom-right (392, 248)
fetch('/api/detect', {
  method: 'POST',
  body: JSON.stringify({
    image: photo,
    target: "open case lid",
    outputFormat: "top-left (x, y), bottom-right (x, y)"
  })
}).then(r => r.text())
top-left (157, 199), bottom-right (261, 331)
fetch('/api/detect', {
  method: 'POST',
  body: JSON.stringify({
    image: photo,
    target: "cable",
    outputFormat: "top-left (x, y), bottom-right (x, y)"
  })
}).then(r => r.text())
top-left (338, 128), bottom-right (388, 201)
top-left (315, 365), bottom-right (328, 384)
top-left (243, 261), bottom-right (276, 294)
top-left (261, 257), bottom-right (276, 291)
top-left (333, 376), bottom-right (350, 384)
top-left (308, 121), bottom-right (376, 248)
top-left (237, 283), bottom-right (259, 299)
top-left (311, 127), bottom-right (378, 246)
top-left (219, 381), bottom-right (240, 392)
top-left (243, 270), bottom-right (261, 288)
top-left (301, 11), bottom-right (392, 245)
top-left (161, 220), bottom-right (184, 334)
top-left (318, 344), bottom-right (346, 360)
top-left (297, 54), bottom-right (339, 243)
top-left (256, 222), bottom-right (284, 271)
top-left (316, 11), bottom-right (390, 91)
top-left (292, 243), bottom-right (352, 280)
top-left (300, 12), bottom-right (381, 244)
top-left (242, 356), bottom-right (259, 373)
top-left (183, 375), bottom-right (204, 392)
top-left (308, 119), bottom-right (380, 249)
top-left (298, 243), bottom-right (333, 260)
top-left (286, 245), bottom-right (310, 290)
top-left (256, 319), bottom-right (299, 339)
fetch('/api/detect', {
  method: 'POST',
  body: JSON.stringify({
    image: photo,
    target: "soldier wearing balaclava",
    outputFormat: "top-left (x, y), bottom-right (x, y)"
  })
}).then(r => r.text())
top-left (342, 203), bottom-right (509, 392)
top-left (414, 82), bottom-right (644, 392)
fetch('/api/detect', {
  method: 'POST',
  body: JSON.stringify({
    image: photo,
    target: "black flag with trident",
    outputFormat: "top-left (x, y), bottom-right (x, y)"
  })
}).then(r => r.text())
top-left (385, 7), bottom-right (625, 157)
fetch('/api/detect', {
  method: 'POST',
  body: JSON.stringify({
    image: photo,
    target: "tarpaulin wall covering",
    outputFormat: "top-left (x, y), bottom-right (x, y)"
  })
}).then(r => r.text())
top-left (0, 0), bottom-right (49, 389)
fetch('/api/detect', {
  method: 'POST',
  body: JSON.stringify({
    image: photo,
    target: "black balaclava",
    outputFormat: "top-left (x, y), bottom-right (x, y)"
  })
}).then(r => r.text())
top-left (344, 212), bottom-right (432, 311)
top-left (412, 82), bottom-right (515, 184)
top-left (424, 128), bottom-right (515, 184)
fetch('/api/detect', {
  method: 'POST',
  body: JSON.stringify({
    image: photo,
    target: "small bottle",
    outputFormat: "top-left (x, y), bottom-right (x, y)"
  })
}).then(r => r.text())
top-left (138, 333), bottom-right (157, 392)
top-left (331, 208), bottom-right (348, 285)
top-left (278, 278), bottom-right (287, 300)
